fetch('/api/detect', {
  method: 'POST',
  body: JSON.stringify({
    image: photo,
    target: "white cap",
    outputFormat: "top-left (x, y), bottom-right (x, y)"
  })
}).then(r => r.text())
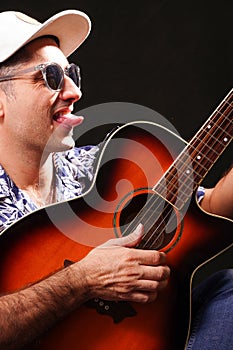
top-left (0, 9), bottom-right (91, 62)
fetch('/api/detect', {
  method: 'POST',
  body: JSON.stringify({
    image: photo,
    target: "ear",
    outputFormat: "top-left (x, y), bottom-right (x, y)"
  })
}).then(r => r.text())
top-left (0, 89), bottom-right (5, 119)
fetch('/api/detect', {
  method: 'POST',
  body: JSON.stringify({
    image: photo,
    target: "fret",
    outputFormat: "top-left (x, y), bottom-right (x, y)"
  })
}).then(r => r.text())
top-left (202, 125), bottom-right (233, 146)
top-left (152, 89), bottom-right (233, 209)
top-left (187, 150), bottom-right (214, 173)
top-left (193, 117), bottom-right (232, 152)
top-left (124, 90), bottom-right (233, 244)
top-left (190, 136), bottom-right (229, 168)
top-left (217, 101), bottom-right (233, 114)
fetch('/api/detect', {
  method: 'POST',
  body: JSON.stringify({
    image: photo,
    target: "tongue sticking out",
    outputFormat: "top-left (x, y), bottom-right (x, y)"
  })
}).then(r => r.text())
top-left (53, 113), bottom-right (84, 127)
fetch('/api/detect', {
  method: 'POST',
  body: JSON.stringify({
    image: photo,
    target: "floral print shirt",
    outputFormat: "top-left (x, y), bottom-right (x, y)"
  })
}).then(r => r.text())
top-left (0, 144), bottom-right (205, 234)
top-left (0, 145), bottom-right (99, 234)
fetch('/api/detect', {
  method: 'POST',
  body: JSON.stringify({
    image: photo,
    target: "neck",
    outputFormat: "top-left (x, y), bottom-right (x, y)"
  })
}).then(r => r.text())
top-left (0, 146), bottom-right (55, 207)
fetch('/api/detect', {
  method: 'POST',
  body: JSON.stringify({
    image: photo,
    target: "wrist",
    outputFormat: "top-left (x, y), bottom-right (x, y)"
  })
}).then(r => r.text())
top-left (68, 261), bottom-right (93, 302)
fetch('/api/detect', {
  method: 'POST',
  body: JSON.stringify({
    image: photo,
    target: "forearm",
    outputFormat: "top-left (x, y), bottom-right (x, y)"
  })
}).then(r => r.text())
top-left (0, 264), bottom-right (88, 350)
top-left (201, 166), bottom-right (233, 219)
top-left (0, 226), bottom-right (170, 350)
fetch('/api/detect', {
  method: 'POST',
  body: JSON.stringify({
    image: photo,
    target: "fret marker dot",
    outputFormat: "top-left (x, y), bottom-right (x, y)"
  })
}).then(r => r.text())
top-left (207, 125), bottom-right (211, 129)
top-left (197, 155), bottom-right (201, 160)
top-left (223, 137), bottom-right (228, 142)
top-left (186, 169), bottom-right (191, 174)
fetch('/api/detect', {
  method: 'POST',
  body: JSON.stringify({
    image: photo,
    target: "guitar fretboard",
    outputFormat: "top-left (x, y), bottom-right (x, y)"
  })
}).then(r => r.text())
top-left (154, 89), bottom-right (233, 210)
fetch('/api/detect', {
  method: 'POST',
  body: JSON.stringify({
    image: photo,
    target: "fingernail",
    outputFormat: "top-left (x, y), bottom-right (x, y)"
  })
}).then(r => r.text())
top-left (135, 223), bottom-right (143, 232)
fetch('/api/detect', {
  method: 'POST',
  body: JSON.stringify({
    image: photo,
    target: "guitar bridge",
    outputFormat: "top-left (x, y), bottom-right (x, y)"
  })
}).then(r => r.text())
top-left (85, 298), bottom-right (137, 323)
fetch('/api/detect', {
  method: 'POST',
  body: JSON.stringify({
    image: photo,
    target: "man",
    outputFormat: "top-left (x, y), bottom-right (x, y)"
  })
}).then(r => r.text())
top-left (0, 9), bottom-right (170, 350)
top-left (0, 9), bottom-right (232, 350)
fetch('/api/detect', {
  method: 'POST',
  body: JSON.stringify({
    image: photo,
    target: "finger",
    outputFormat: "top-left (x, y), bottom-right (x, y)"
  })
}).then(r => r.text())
top-left (117, 290), bottom-right (159, 303)
top-left (121, 223), bottom-right (144, 248)
top-left (137, 278), bottom-right (169, 291)
top-left (156, 279), bottom-right (169, 291)
top-left (102, 223), bottom-right (144, 248)
top-left (130, 249), bottom-right (167, 266)
top-left (139, 265), bottom-right (170, 281)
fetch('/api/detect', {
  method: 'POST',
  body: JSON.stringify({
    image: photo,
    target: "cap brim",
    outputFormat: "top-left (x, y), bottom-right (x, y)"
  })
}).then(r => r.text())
top-left (2, 10), bottom-right (91, 62)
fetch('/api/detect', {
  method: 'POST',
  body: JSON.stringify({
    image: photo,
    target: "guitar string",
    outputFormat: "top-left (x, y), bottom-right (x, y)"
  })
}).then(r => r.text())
top-left (122, 110), bottom-right (233, 249)
top-left (119, 102), bottom-right (232, 246)
top-left (184, 113), bottom-right (231, 183)
top-left (152, 110), bottom-right (233, 199)
top-left (121, 96), bottom-right (233, 249)
top-left (152, 111), bottom-right (233, 203)
top-left (141, 107), bottom-right (233, 248)
top-left (147, 111), bottom-right (232, 211)
top-left (139, 103), bottom-right (233, 248)
top-left (196, 116), bottom-right (233, 151)
top-left (138, 109), bottom-right (233, 249)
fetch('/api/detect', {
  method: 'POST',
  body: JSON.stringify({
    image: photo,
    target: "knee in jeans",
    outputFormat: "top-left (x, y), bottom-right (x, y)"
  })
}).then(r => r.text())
top-left (209, 269), bottom-right (233, 295)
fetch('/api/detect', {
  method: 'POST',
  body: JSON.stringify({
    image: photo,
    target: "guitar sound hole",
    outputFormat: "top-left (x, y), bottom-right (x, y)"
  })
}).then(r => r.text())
top-left (119, 192), bottom-right (179, 250)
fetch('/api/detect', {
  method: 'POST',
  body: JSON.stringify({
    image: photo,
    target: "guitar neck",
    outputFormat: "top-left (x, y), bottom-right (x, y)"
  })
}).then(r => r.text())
top-left (154, 89), bottom-right (233, 210)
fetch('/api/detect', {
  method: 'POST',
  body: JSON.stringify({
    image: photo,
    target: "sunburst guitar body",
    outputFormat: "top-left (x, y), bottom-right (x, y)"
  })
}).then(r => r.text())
top-left (0, 90), bottom-right (232, 349)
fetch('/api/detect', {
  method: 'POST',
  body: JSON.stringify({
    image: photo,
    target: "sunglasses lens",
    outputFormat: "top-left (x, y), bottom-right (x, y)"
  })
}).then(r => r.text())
top-left (67, 64), bottom-right (81, 89)
top-left (44, 63), bottom-right (80, 91)
top-left (45, 64), bottom-right (63, 90)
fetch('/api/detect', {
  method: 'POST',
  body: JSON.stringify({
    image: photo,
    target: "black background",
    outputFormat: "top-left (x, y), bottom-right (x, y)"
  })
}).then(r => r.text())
top-left (1, 0), bottom-right (232, 283)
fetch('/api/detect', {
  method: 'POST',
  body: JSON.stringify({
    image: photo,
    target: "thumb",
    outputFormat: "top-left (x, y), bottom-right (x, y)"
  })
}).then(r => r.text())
top-left (102, 224), bottom-right (144, 248)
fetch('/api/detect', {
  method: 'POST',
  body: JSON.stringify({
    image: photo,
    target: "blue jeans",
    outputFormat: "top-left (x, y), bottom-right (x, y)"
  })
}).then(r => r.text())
top-left (187, 269), bottom-right (233, 349)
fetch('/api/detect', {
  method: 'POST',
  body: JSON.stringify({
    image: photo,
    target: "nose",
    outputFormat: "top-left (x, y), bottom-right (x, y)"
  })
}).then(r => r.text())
top-left (58, 75), bottom-right (82, 103)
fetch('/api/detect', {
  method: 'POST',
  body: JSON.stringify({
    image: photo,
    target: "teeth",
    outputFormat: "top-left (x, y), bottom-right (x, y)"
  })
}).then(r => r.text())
top-left (53, 111), bottom-right (70, 121)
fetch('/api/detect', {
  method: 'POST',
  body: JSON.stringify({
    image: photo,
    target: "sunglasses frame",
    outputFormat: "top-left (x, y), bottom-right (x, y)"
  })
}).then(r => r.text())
top-left (0, 62), bottom-right (81, 92)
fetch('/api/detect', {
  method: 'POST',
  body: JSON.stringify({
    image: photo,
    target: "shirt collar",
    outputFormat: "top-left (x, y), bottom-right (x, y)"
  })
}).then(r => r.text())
top-left (0, 164), bottom-right (14, 197)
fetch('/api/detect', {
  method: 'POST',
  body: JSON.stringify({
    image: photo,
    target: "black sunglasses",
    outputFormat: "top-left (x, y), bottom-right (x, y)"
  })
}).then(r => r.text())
top-left (0, 62), bottom-right (81, 92)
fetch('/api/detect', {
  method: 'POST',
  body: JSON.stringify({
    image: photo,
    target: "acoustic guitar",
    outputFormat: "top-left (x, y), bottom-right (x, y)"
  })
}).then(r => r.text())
top-left (0, 90), bottom-right (232, 349)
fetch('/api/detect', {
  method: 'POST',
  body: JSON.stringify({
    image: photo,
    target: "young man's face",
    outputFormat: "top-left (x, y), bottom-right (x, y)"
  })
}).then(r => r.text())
top-left (1, 37), bottom-right (83, 158)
